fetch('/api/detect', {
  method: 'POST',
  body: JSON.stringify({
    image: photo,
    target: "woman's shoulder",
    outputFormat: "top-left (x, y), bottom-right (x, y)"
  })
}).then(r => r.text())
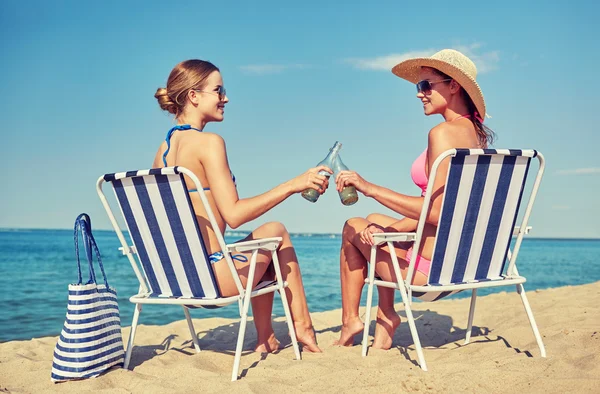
top-left (427, 122), bottom-right (453, 141)
top-left (427, 121), bottom-right (478, 152)
top-left (180, 131), bottom-right (227, 159)
top-left (185, 130), bottom-right (225, 146)
top-left (428, 120), bottom-right (474, 140)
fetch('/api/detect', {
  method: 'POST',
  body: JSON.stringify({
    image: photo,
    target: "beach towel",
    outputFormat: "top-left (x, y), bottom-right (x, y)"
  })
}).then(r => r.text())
top-left (51, 213), bottom-right (124, 382)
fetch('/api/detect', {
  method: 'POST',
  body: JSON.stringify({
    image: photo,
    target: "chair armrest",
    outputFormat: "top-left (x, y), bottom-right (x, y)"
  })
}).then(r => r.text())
top-left (226, 237), bottom-right (283, 253)
top-left (372, 232), bottom-right (416, 246)
top-left (513, 226), bottom-right (532, 236)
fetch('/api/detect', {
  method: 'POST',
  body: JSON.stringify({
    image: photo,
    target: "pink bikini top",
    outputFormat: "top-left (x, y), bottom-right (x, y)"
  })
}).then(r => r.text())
top-left (411, 149), bottom-right (428, 196)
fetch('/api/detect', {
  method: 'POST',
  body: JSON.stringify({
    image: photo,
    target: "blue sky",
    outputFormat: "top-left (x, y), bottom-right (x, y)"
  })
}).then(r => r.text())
top-left (1, 1), bottom-right (599, 238)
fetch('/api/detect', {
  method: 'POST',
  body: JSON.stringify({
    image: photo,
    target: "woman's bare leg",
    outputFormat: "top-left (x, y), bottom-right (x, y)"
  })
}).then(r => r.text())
top-left (213, 221), bottom-right (321, 353)
top-left (336, 214), bottom-right (399, 347)
top-left (213, 232), bottom-right (277, 352)
top-left (249, 264), bottom-right (280, 353)
top-left (363, 214), bottom-right (403, 349)
top-left (336, 217), bottom-right (369, 346)
top-left (273, 223), bottom-right (321, 352)
top-left (370, 243), bottom-right (428, 349)
top-left (251, 291), bottom-right (280, 353)
top-left (336, 214), bottom-right (427, 348)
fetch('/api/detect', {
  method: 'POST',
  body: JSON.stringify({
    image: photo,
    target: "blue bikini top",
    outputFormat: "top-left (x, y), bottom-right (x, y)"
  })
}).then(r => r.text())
top-left (162, 124), bottom-right (236, 192)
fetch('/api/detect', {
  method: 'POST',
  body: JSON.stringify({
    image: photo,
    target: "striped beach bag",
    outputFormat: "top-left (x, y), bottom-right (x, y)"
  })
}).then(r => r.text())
top-left (51, 213), bottom-right (124, 382)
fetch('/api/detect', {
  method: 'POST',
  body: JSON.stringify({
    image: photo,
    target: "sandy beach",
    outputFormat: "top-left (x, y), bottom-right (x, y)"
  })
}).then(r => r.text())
top-left (1, 281), bottom-right (598, 393)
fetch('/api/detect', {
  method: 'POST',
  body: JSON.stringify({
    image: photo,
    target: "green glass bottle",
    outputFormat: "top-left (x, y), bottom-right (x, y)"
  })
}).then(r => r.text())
top-left (301, 141), bottom-right (342, 203)
top-left (331, 154), bottom-right (359, 206)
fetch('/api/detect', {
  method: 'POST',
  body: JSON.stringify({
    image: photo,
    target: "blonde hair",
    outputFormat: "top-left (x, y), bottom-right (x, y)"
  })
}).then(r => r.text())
top-left (155, 60), bottom-right (219, 116)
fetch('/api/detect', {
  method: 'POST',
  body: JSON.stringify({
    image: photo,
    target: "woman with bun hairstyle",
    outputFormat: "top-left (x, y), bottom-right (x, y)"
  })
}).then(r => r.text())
top-left (334, 49), bottom-right (495, 349)
top-left (154, 60), bottom-right (326, 353)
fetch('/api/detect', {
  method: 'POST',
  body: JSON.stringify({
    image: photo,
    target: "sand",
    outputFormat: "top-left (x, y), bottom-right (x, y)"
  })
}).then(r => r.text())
top-left (1, 282), bottom-right (599, 393)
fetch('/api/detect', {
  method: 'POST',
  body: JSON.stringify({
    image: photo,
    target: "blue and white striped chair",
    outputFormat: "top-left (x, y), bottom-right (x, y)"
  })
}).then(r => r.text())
top-left (362, 149), bottom-right (547, 370)
top-left (96, 166), bottom-right (301, 381)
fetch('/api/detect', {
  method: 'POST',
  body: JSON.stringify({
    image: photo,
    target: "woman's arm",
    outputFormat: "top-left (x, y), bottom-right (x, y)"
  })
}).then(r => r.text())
top-left (335, 167), bottom-right (425, 221)
top-left (385, 217), bottom-right (418, 232)
top-left (336, 123), bottom-right (457, 226)
top-left (201, 133), bottom-right (331, 229)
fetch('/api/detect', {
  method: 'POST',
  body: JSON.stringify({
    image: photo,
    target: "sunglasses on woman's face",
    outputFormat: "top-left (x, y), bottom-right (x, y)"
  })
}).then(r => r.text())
top-left (194, 85), bottom-right (227, 101)
top-left (416, 79), bottom-right (452, 93)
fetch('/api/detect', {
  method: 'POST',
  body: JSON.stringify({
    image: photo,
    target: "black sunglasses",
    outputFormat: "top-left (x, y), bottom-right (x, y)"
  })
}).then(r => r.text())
top-left (416, 79), bottom-right (452, 93)
top-left (193, 85), bottom-right (227, 101)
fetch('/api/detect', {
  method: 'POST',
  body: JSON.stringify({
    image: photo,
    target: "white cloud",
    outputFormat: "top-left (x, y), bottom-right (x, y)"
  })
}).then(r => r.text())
top-left (453, 44), bottom-right (500, 74)
top-left (344, 49), bottom-right (437, 71)
top-left (239, 64), bottom-right (310, 75)
top-left (344, 43), bottom-right (500, 74)
top-left (556, 168), bottom-right (600, 175)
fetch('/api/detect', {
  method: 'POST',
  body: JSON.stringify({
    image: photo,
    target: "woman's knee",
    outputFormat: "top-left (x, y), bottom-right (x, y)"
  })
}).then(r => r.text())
top-left (365, 213), bottom-right (379, 223)
top-left (342, 217), bottom-right (367, 241)
top-left (258, 221), bottom-right (288, 237)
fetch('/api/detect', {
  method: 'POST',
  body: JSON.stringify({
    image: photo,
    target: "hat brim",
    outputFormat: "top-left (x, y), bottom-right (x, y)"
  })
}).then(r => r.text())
top-left (392, 58), bottom-right (486, 119)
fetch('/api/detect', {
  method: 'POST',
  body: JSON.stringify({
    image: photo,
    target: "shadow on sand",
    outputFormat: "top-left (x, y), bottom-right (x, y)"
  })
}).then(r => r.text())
top-left (126, 318), bottom-right (297, 378)
top-left (126, 306), bottom-right (532, 375)
top-left (317, 307), bottom-right (532, 367)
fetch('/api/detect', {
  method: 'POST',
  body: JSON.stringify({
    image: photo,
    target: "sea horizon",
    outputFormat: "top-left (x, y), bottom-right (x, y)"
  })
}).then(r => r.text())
top-left (1, 227), bottom-right (599, 241)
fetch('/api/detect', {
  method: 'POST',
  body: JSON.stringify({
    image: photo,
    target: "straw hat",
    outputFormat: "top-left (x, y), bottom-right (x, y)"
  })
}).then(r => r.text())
top-left (391, 49), bottom-right (486, 119)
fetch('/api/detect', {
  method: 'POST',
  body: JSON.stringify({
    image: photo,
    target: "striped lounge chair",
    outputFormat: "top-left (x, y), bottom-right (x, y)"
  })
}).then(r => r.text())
top-left (96, 166), bottom-right (301, 381)
top-left (361, 149), bottom-right (547, 371)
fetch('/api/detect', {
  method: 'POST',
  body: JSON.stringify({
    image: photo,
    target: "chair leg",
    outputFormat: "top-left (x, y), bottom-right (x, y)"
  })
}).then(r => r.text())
top-left (401, 297), bottom-right (428, 371)
top-left (388, 245), bottom-right (427, 371)
top-left (465, 289), bottom-right (477, 344)
top-left (516, 284), bottom-right (547, 357)
top-left (362, 247), bottom-right (377, 357)
top-left (361, 281), bottom-right (375, 357)
top-left (183, 306), bottom-right (201, 353)
top-left (231, 250), bottom-right (259, 381)
top-left (124, 303), bottom-right (142, 369)
top-left (232, 289), bottom-right (252, 381)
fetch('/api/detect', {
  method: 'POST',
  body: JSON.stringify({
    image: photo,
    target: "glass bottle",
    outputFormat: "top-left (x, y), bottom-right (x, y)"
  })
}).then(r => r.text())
top-left (301, 141), bottom-right (342, 203)
top-left (331, 154), bottom-right (359, 206)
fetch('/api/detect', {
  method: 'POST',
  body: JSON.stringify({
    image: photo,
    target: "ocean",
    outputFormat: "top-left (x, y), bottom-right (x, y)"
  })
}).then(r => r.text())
top-left (1, 229), bottom-right (599, 343)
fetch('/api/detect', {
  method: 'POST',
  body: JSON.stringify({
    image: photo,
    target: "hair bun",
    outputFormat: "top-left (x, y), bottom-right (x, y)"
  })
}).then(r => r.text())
top-left (155, 87), bottom-right (178, 114)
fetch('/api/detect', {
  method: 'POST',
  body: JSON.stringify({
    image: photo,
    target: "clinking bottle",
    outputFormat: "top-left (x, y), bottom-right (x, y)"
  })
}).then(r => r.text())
top-left (331, 154), bottom-right (359, 206)
top-left (301, 141), bottom-right (342, 203)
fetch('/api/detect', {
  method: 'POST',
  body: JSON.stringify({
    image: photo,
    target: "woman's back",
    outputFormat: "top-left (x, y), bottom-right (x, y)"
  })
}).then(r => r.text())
top-left (153, 127), bottom-right (226, 252)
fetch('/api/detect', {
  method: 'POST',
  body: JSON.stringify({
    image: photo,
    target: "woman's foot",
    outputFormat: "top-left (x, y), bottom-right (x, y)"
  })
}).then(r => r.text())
top-left (334, 315), bottom-right (364, 347)
top-left (294, 323), bottom-right (322, 353)
top-left (255, 332), bottom-right (280, 353)
top-left (372, 308), bottom-right (401, 350)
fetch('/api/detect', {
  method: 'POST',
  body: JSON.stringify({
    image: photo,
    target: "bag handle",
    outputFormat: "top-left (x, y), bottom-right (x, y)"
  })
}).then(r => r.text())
top-left (74, 213), bottom-right (110, 289)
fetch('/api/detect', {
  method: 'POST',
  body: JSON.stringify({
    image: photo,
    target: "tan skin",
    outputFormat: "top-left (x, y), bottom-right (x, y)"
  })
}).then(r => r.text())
top-left (153, 70), bottom-right (329, 353)
top-left (334, 67), bottom-right (483, 349)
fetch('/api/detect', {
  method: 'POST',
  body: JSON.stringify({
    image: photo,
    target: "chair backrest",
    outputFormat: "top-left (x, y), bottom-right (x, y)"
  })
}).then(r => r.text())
top-left (418, 149), bottom-right (544, 286)
top-left (98, 167), bottom-right (222, 299)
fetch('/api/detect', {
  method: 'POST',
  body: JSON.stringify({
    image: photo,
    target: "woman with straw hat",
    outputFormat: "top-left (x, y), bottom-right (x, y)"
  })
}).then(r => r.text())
top-left (334, 49), bottom-right (495, 349)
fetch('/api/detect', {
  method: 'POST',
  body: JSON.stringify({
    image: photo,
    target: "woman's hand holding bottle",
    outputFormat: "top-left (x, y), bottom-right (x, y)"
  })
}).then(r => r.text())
top-left (331, 155), bottom-right (359, 205)
top-left (299, 141), bottom-right (359, 205)
top-left (301, 141), bottom-right (342, 202)
top-left (291, 166), bottom-right (333, 194)
top-left (335, 170), bottom-right (372, 196)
